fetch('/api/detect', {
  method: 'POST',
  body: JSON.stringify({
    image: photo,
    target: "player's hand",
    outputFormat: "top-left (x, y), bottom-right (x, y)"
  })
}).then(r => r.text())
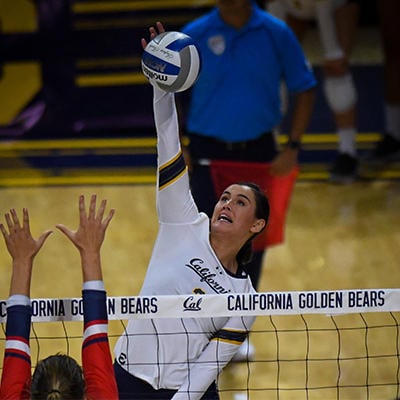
top-left (56, 194), bottom-right (114, 254)
top-left (1, 208), bottom-right (52, 296)
top-left (0, 208), bottom-right (52, 263)
top-left (141, 21), bottom-right (166, 49)
top-left (56, 194), bottom-right (115, 282)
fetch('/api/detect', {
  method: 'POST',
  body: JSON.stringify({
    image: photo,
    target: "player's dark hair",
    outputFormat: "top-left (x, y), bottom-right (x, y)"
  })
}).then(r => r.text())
top-left (236, 182), bottom-right (269, 266)
top-left (31, 354), bottom-right (85, 400)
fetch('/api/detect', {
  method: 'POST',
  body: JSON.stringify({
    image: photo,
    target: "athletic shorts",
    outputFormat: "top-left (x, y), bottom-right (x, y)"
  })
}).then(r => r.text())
top-left (114, 361), bottom-right (219, 400)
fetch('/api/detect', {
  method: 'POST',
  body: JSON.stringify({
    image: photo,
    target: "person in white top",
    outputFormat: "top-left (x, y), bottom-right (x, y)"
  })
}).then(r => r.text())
top-left (113, 22), bottom-right (270, 400)
top-left (267, 0), bottom-right (360, 183)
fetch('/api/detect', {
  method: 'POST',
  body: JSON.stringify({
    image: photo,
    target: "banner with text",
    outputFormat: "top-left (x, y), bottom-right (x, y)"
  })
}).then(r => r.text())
top-left (1, 288), bottom-right (399, 323)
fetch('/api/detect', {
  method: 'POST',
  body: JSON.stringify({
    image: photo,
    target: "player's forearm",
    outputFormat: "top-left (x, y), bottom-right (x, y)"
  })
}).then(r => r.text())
top-left (171, 339), bottom-right (241, 400)
top-left (154, 87), bottom-right (181, 165)
top-left (80, 251), bottom-right (103, 282)
top-left (171, 364), bottom-right (223, 400)
top-left (154, 86), bottom-right (198, 223)
top-left (9, 259), bottom-right (33, 297)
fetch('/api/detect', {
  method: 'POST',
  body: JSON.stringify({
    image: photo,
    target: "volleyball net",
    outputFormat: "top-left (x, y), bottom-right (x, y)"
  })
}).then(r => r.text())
top-left (1, 288), bottom-right (400, 400)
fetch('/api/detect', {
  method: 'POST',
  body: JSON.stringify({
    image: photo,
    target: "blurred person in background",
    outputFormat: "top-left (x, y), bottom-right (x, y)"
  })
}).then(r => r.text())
top-left (267, 0), bottom-right (360, 184)
top-left (366, 0), bottom-right (400, 162)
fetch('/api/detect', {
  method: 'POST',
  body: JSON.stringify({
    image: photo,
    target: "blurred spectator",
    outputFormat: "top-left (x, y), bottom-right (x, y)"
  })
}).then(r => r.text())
top-left (366, 0), bottom-right (400, 162)
top-left (7, 0), bottom-right (75, 137)
top-left (267, 0), bottom-right (360, 184)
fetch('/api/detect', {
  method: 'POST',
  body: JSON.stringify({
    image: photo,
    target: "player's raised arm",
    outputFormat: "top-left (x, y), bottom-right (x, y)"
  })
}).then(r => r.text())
top-left (141, 23), bottom-right (199, 224)
top-left (56, 194), bottom-right (115, 282)
top-left (1, 207), bottom-right (52, 297)
top-left (56, 194), bottom-right (118, 399)
top-left (0, 208), bottom-right (52, 399)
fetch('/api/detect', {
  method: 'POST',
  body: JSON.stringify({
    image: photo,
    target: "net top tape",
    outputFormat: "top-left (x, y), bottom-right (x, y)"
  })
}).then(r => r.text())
top-left (0, 288), bottom-right (399, 323)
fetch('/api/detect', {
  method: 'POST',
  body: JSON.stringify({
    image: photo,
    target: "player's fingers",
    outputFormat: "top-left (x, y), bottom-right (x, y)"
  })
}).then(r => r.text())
top-left (79, 194), bottom-right (87, 225)
top-left (102, 209), bottom-right (115, 229)
top-left (156, 21), bottom-right (165, 33)
top-left (0, 223), bottom-right (7, 238)
top-left (149, 26), bottom-right (158, 40)
top-left (10, 209), bottom-right (21, 228)
top-left (23, 208), bottom-right (30, 232)
top-left (143, 23), bottom-right (164, 49)
top-left (88, 194), bottom-right (97, 220)
top-left (56, 224), bottom-right (74, 241)
top-left (96, 198), bottom-right (107, 221)
top-left (37, 230), bottom-right (53, 248)
top-left (5, 212), bottom-right (13, 231)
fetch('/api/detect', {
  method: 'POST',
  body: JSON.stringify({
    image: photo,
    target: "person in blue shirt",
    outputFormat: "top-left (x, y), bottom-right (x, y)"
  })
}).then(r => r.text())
top-left (178, 0), bottom-right (316, 360)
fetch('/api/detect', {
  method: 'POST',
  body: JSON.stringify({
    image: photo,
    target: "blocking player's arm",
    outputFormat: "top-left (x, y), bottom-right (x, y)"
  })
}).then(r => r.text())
top-left (0, 298), bottom-right (32, 400)
top-left (82, 287), bottom-right (118, 400)
top-left (154, 87), bottom-right (199, 224)
top-left (56, 195), bottom-right (118, 399)
top-left (171, 315), bottom-right (256, 400)
top-left (0, 208), bottom-right (52, 399)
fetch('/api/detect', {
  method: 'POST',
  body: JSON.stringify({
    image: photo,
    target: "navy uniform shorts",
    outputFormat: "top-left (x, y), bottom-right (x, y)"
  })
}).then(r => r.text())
top-left (114, 361), bottom-right (219, 400)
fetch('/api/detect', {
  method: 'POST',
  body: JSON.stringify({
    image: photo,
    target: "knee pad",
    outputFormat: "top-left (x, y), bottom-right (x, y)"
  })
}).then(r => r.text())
top-left (323, 73), bottom-right (357, 113)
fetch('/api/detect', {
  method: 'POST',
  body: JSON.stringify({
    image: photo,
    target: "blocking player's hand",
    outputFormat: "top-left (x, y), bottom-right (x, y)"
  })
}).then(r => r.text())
top-left (56, 194), bottom-right (115, 282)
top-left (0, 208), bottom-right (52, 296)
top-left (0, 208), bottom-right (52, 265)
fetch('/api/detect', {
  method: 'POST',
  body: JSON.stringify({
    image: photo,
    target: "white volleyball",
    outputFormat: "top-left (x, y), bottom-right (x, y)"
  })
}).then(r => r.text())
top-left (141, 31), bottom-right (201, 93)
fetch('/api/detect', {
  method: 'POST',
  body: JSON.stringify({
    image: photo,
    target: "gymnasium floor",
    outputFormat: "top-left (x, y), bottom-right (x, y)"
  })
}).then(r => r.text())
top-left (1, 181), bottom-right (398, 296)
top-left (0, 181), bottom-right (399, 399)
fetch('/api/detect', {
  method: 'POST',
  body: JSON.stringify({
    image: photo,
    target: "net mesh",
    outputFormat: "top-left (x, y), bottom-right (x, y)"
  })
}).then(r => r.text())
top-left (1, 289), bottom-right (400, 400)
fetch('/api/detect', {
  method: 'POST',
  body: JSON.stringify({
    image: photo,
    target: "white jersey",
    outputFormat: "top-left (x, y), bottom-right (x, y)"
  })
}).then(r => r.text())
top-left (114, 87), bottom-right (256, 399)
top-left (268, 0), bottom-right (347, 60)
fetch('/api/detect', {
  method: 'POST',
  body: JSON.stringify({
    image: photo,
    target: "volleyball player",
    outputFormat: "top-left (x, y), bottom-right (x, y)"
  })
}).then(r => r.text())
top-left (267, 0), bottom-right (360, 183)
top-left (113, 22), bottom-right (270, 400)
top-left (0, 194), bottom-right (118, 400)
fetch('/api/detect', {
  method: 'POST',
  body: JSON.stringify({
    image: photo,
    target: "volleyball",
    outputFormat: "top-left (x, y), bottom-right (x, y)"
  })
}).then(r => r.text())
top-left (141, 31), bottom-right (201, 93)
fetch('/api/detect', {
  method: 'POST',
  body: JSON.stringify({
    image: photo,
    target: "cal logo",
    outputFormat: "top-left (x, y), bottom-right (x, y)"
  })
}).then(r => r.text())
top-left (183, 295), bottom-right (203, 312)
